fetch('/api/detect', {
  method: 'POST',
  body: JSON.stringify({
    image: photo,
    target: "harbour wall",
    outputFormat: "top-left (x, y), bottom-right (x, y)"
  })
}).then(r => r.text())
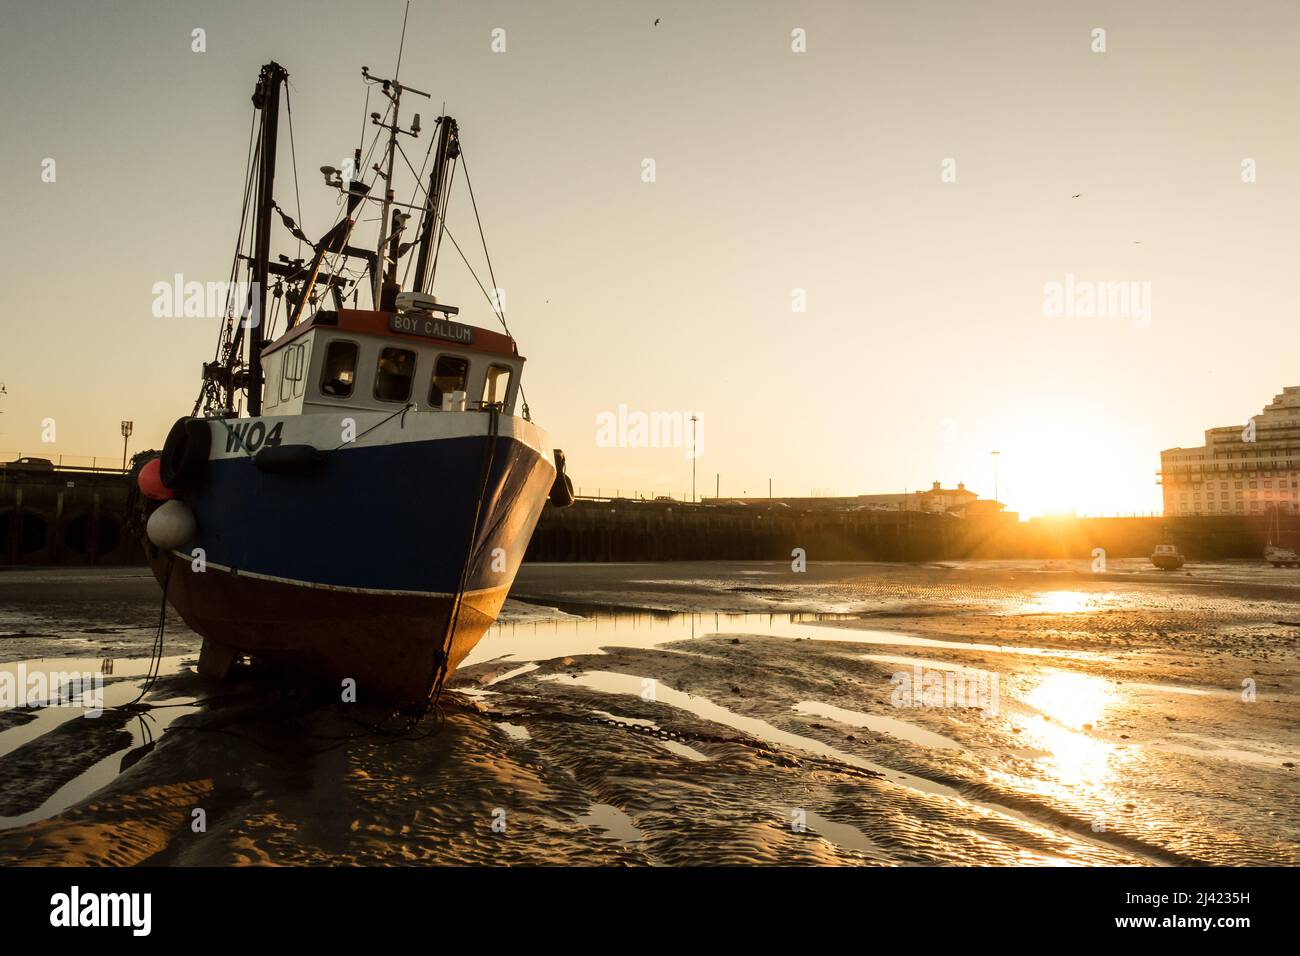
top-left (2, 468), bottom-right (1292, 566)
top-left (522, 501), bottom-right (1287, 562)
top-left (0, 468), bottom-right (145, 566)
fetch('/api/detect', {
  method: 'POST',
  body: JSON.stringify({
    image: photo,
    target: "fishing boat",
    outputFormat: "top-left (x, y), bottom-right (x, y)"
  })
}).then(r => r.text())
top-left (132, 61), bottom-right (573, 701)
top-left (1150, 543), bottom-right (1185, 570)
top-left (1264, 509), bottom-right (1300, 567)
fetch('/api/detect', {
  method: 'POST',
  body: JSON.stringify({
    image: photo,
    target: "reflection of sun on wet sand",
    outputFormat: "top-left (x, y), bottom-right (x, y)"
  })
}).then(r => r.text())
top-left (0, 561), bottom-right (1296, 866)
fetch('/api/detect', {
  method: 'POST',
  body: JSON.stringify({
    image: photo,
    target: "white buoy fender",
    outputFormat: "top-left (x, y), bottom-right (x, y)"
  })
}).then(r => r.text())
top-left (147, 499), bottom-right (197, 550)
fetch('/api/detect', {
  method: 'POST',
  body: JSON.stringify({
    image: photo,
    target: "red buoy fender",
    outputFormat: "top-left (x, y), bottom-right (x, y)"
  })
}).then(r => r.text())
top-left (137, 456), bottom-right (174, 500)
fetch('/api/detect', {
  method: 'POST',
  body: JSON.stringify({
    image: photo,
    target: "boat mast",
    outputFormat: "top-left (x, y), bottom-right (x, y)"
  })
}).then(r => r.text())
top-left (364, 67), bottom-right (429, 311)
top-left (247, 61), bottom-right (288, 417)
top-left (412, 115), bottom-right (459, 296)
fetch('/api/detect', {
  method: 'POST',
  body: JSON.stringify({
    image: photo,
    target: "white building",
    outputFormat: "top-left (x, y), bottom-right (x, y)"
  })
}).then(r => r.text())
top-left (1160, 386), bottom-right (1300, 516)
top-left (916, 480), bottom-right (978, 514)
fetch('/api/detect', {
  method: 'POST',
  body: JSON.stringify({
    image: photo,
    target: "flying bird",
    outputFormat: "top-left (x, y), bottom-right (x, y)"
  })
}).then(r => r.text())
top-left (1071, 193), bottom-right (1081, 199)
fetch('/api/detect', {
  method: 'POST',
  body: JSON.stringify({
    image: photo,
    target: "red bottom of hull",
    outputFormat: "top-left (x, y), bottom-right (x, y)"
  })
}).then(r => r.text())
top-left (151, 554), bottom-right (506, 701)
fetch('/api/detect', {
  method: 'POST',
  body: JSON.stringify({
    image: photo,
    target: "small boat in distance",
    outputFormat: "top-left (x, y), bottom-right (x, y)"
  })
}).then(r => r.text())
top-left (1264, 545), bottom-right (1300, 567)
top-left (1150, 543), bottom-right (1185, 570)
top-left (1265, 510), bottom-right (1300, 567)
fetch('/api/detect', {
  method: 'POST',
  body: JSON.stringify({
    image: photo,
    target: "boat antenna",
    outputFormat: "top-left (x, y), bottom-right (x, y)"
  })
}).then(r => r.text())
top-left (394, 1), bottom-right (410, 81)
top-left (366, 2), bottom-right (429, 310)
top-left (357, 84), bottom-right (370, 165)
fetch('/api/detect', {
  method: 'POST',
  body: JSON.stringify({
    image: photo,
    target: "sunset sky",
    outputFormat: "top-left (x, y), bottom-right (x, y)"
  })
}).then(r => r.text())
top-left (1, 0), bottom-right (1297, 517)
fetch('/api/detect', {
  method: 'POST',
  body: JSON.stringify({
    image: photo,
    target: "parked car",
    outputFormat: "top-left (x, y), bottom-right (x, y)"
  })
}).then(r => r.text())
top-left (1, 456), bottom-right (55, 471)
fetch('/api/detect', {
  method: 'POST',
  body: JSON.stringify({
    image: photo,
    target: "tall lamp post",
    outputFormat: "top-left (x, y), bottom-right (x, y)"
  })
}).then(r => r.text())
top-left (690, 414), bottom-right (698, 503)
top-left (121, 421), bottom-right (134, 471)
top-left (991, 450), bottom-right (1001, 503)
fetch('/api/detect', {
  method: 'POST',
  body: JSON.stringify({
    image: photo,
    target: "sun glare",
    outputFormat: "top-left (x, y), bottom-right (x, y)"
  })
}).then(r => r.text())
top-left (1016, 672), bottom-right (1130, 796)
top-left (980, 405), bottom-right (1159, 518)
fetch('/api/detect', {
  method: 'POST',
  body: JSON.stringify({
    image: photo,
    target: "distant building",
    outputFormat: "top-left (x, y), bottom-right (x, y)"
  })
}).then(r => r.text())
top-left (708, 480), bottom-right (1011, 517)
top-left (1160, 386), bottom-right (1300, 516)
top-left (916, 480), bottom-right (977, 514)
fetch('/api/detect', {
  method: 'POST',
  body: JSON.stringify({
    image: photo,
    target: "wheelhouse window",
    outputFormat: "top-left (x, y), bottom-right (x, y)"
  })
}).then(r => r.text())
top-left (319, 340), bottom-right (358, 398)
top-left (483, 365), bottom-right (512, 407)
top-left (280, 341), bottom-right (310, 403)
top-left (375, 347), bottom-right (416, 402)
top-left (429, 355), bottom-right (470, 409)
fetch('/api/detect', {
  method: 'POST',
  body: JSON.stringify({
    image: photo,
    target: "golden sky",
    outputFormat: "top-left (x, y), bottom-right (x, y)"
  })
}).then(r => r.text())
top-left (1, 0), bottom-right (1297, 517)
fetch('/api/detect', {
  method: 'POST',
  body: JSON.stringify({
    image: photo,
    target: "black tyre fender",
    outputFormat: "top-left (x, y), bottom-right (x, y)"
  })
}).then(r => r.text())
top-left (254, 444), bottom-right (324, 474)
top-left (161, 417), bottom-right (211, 489)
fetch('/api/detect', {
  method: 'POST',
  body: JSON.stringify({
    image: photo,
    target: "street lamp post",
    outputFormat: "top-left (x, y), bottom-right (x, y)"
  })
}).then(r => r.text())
top-left (121, 421), bottom-right (134, 471)
top-left (690, 415), bottom-right (698, 503)
top-left (991, 450), bottom-right (1001, 503)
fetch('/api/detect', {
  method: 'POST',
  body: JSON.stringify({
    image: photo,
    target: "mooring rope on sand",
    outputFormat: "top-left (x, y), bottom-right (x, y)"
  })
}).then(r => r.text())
top-left (117, 553), bottom-right (173, 711)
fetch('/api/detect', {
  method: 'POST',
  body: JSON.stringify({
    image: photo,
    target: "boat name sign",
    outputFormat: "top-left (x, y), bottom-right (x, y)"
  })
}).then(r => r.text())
top-left (390, 314), bottom-right (475, 344)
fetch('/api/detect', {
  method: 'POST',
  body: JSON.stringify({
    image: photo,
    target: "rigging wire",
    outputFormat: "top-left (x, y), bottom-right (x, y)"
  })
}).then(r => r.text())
top-left (395, 123), bottom-right (442, 288)
top-left (390, 131), bottom-right (456, 296)
top-left (389, 137), bottom-right (531, 416)
top-left (284, 84), bottom-right (306, 260)
top-left (272, 79), bottom-right (392, 325)
top-left (435, 225), bottom-right (496, 316)
top-left (458, 150), bottom-right (508, 332)
top-left (427, 161), bottom-right (455, 292)
top-left (205, 76), bottom-right (389, 414)
top-left (227, 125), bottom-right (264, 362)
top-left (222, 112), bottom-right (260, 353)
top-left (194, 109), bottom-right (258, 416)
top-left (459, 148), bottom-right (530, 417)
top-left (314, 99), bottom-right (395, 307)
top-left (202, 64), bottom-right (534, 419)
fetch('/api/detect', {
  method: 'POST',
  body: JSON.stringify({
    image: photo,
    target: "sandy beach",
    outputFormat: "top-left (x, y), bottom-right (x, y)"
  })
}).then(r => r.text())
top-left (0, 560), bottom-right (1296, 865)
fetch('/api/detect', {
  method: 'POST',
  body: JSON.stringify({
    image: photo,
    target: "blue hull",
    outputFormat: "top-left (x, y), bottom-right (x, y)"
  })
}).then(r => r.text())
top-left (149, 431), bottom-right (554, 700)
top-left (188, 434), bottom-right (551, 593)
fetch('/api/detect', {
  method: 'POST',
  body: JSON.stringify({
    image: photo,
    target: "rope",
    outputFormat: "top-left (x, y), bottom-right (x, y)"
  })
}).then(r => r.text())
top-left (213, 417), bottom-right (257, 457)
top-left (428, 406), bottom-right (499, 709)
top-left (118, 553), bottom-right (172, 709)
top-left (329, 402), bottom-right (414, 451)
